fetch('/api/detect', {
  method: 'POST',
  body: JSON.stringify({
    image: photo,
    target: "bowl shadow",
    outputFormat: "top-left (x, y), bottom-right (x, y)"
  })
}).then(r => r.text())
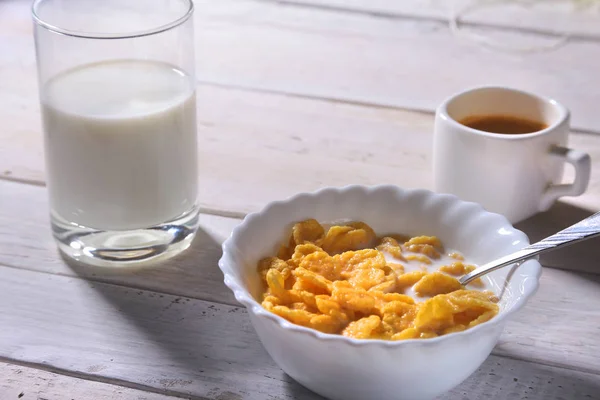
top-left (61, 227), bottom-right (319, 399)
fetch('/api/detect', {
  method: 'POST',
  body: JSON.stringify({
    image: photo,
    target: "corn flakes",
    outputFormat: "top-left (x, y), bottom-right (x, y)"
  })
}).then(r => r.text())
top-left (396, 270), bottom-right (428, 289)
top-left (258, 219), bottom-right (499, 340)
top-left (376, 237), bottom-right (405, 261)
top-left (413, 272), bottom-right (462, 297)
top-left (321, 223), bottom-right (376, 255)
top-left (439, 261), bottom-right (484, 288)
top-left (448, 252), bottom-right (465, 261)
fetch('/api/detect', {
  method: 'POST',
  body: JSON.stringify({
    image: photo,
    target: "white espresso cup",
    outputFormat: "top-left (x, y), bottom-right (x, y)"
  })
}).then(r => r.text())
top-left (433, 86), bottom-right (591, 224)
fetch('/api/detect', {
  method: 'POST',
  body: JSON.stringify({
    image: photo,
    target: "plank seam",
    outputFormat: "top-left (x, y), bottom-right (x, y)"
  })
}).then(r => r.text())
top-left (0, 357), bottom-right (208, 400)
top-left (0, 260), bottom-right (241, 307)
top-left (197, 80), bottom-right (600, 136)
top-left (491, 351), bottom-right (600, 377)
top-left (0, 176), bottom-right (247, 219)
top-left (0, 175), bottom-right (45, 187)
top-left (1, 349), bottom-right (598, 400)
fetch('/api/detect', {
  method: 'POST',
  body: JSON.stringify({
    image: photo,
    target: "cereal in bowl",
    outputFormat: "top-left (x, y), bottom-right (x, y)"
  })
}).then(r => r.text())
top-left (258, 219), bottom-right (499, 340)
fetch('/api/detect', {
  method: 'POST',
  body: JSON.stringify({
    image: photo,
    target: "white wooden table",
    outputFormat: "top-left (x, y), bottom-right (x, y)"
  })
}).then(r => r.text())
top-left (1, 0), bottom-right (600, 399)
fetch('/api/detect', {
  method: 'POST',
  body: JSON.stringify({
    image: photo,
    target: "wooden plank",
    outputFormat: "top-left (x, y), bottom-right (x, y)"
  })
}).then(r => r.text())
top-left (1, 180), bottom-right (600, 374)
top-left (0, 266), bottom-right (599, 400)
top-left (0, 361), bottom-right (180, 400)
top-left (493, 267), bottom-right (600, 375)
top-left (445, 357), bottom-right (600, 400)
top-left (3, 358), bottom-right (599, 400)
top-left (0, 267), bottom-right (316, 400)
top-left (185, 0), bottom-right (600, 133)
top-left (1, 175), bottom-right (599, 278)
top-left (2, 1), bottom-right (600, 215)
top-left (284, 0), bottom-right (600, 38)
top-left (0, 180), bottom-right (241, 306)
top-left (1, 83), bottom-right (599, 217)
top-left (3, 0), bottom-right (600, 136)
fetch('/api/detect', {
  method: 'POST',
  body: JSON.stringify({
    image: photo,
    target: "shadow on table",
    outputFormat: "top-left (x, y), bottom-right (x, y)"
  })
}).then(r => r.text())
top-left (442, 354), bottom-right (600, 400)
top-left (63, 225), bottom-right (238, 304)
top-left (515, 201), bottom-right (599, 275)
top-left (63, 227), bottom-right (320, 400)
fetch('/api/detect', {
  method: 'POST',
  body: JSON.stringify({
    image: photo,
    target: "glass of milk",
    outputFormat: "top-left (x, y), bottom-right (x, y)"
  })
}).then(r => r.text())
top-left (32, 0), bottom-right (199, 267)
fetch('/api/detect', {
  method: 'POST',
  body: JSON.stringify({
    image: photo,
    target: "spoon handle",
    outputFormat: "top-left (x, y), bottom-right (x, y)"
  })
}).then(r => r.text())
top-left (459, 211), bottom-right (600, 285)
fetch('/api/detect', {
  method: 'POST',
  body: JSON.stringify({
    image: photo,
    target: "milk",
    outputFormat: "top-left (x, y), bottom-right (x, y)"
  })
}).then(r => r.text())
top-left (41, 60), bottom-right (198, 231)
top-left (382, 249), bottom-right (490, 301)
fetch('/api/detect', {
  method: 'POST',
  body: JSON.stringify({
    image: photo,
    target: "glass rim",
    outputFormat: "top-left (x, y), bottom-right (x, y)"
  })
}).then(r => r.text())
top-left (31, 0), bottom-right (194, 40)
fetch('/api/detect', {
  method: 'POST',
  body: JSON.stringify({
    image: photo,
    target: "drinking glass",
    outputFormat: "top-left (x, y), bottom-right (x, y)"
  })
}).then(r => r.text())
top-left (32, 0), bottom-right (199, 267)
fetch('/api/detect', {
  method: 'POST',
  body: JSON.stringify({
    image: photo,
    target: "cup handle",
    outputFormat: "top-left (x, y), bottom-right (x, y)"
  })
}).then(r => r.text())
top-left (539, 145), bottom-right (591, 212)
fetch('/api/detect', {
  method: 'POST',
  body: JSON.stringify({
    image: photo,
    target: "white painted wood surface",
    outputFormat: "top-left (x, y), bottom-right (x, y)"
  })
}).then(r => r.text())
top-left (0, 362), bottom-right (179, 400)
top-left (289, 0), bottom-right (600, 38)
top-left (1, 0), bottom-right (600, 398)
top-left (1, 267), bottom-right (599, 400)
top-left (0, 180), bottom-right (241, 305)
top-left (3, 0), bottom-right (600, 135)
top-left (189, 0), bottom-right (600, 133)
top-left (1, 83), bottom-right (599, 217)
top-left (1, 179), bottom-right (600, 376)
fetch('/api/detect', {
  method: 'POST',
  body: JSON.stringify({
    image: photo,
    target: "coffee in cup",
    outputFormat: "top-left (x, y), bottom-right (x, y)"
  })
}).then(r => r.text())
top-left (433, 86), bottom-right (591, 224)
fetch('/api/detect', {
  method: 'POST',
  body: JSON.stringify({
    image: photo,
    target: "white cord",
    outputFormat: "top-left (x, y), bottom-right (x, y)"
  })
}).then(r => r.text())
top-left (449, 0), bottom-right (572, 53)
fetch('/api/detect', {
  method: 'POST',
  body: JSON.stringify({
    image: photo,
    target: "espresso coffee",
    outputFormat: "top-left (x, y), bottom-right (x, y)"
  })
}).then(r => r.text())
top-left (459, 114), bottom-right (547, 135)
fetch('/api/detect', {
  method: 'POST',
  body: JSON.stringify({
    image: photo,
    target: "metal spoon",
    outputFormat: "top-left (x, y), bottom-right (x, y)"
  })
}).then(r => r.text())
top-left (459, 211), bottom-right (600, 285)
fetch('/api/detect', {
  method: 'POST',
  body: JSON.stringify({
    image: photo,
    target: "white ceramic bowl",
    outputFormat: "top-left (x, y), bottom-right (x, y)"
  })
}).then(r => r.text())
top-left (218, 185), bottom-right (541, 400)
